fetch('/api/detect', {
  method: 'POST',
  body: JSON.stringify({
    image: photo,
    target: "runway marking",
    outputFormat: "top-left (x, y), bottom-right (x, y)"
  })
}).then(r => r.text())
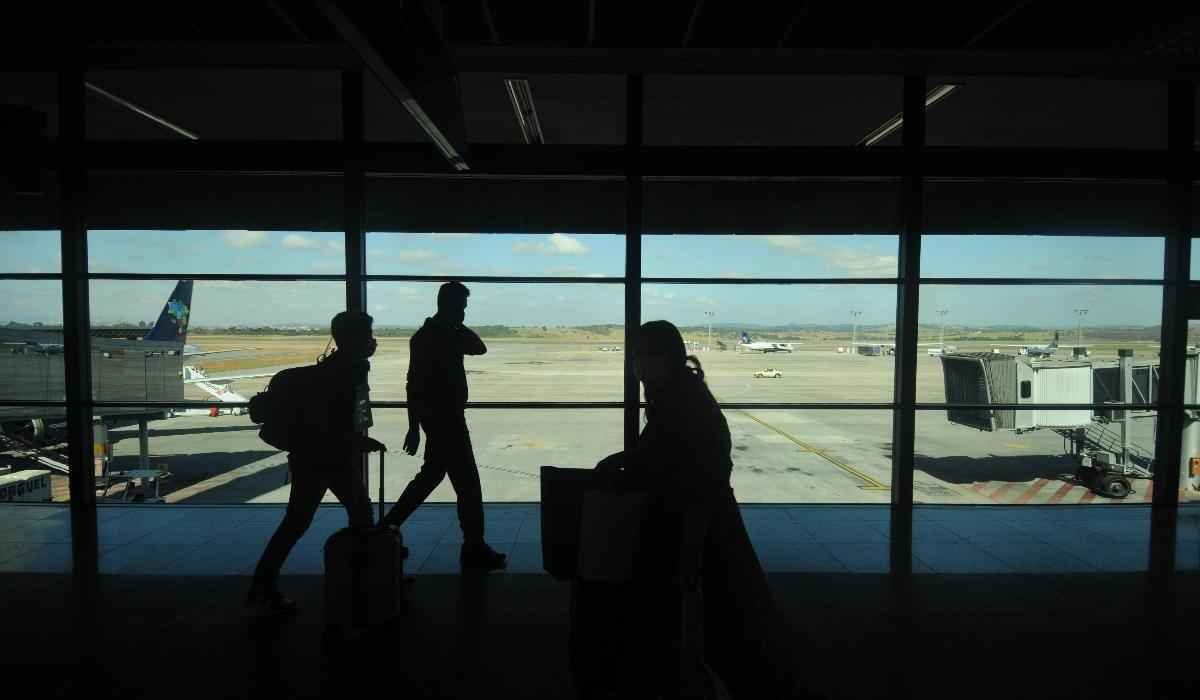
top-left (1079, 489), bottom-right (1097, 504)
top-left (733, 410), bottom-right (891, 491)
top-left (1013, 478), bottom-right (1050, 505)
top-left (987, 482), bottom-right (1021, 503)
top-left (1045, 482), bottom-right (1077, 505)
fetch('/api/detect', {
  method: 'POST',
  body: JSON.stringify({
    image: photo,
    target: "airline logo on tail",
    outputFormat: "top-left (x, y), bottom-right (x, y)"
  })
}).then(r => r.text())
top-left (741, 331), bottom-right (752, 344)
top-left (145, 280), bottom-right (194, 343)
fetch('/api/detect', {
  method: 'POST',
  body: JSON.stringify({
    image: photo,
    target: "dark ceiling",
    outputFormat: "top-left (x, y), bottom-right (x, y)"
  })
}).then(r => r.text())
top-left (2, 2), bottom-right (1198, 149)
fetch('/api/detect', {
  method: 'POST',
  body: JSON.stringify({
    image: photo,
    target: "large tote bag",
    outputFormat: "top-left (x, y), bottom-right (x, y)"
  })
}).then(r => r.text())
top-left (539, 466), bottom-right (593, 580)
top-left (576, 487), bottom-right (650, 582)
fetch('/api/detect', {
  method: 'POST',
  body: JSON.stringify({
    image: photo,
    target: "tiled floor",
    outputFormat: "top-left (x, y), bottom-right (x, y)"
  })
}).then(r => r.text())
top-left (1, 503), bottom-right (1197, 575)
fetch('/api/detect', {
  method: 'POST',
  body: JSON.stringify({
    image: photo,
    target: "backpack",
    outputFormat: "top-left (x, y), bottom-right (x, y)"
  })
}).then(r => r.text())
top-left (249, 364), bottom-right (326, 451)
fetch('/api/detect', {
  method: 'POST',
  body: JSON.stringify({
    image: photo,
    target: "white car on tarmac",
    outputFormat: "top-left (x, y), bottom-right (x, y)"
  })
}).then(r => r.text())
top-left (753, 368), bottom-right (783, 379)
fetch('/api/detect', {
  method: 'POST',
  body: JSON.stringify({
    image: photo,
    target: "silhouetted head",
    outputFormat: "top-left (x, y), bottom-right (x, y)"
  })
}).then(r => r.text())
top-left (636, 320), bottom-right (694, 390)
top-left (436, 281), bottom-right (470, 326)
top-left (330, 311), bottom-right (376, 360)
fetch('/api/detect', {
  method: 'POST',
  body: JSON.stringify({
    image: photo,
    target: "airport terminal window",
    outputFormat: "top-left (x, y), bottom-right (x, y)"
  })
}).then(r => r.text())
top-left (915, 284), bottom-right (1163, 404)
top-left (367, 281), bottom-right (625, 403)
top-left (641, 284), bottom-right (897, 405)
top-left (0, 280), bottom-right (65, 404)
top-left (921, 235), bottom-right (1164, 280)
top-left (722, 409), bottom-right (893, 504)
top-left (378, 409), bottom-right (624, 505)
top-left (642, 234), bottom-right (898, 279)
top-left (914, 408), bottom-right (1158, 514)
top-left (87, 229), bottom-right (347, 275)
top-left (365, 232), bottom-right (625, 278)
top-left (0, 230), bottom-right (61, 273)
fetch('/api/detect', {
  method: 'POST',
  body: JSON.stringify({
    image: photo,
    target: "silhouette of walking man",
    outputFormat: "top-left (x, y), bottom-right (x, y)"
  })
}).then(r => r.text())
top-left (382, 282), bottom-right (507, 571)
top-left (247, 311), bottom-right (385, 614)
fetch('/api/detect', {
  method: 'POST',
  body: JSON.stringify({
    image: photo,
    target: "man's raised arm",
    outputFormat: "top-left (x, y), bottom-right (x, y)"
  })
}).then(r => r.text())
top-left (459, 325), bottom-right (487, 356)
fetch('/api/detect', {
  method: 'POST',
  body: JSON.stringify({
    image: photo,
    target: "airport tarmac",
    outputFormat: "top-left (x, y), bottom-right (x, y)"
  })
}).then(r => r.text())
top-left (88, 339), bottom-right (1175, 506)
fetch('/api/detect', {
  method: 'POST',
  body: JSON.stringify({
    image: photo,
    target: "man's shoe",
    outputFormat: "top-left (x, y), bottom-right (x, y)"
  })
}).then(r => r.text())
top-left (246, 588), bottom-right (299, 617)
top-left (460, 542), bottom-right (507, 571)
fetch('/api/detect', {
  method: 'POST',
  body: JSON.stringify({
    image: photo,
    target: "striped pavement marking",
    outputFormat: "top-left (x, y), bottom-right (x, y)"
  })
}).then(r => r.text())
top-left (968, 477), bottom-right (1157, 505)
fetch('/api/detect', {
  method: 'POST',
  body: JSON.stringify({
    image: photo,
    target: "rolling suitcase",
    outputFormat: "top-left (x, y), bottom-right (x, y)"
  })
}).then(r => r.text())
top-left (324, 450), bottom-right (408, 634)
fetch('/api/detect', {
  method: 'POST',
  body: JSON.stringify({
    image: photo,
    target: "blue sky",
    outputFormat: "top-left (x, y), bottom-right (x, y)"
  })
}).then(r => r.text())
top-left (0, 230), bottom-right (1171, 328)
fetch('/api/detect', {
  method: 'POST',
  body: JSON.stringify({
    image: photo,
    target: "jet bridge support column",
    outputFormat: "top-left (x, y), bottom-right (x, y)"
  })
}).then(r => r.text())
top-left (1181, 415), bottom-right (1200, 496)
top-left (138, 418), bottom-right (149, 470)
top-left (1119, 349), bottom-right (1133, 470)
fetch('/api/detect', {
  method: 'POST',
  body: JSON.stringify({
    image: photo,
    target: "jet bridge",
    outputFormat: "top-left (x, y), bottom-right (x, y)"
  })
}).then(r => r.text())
top-left (939, 349), bottom-right (1191, 499)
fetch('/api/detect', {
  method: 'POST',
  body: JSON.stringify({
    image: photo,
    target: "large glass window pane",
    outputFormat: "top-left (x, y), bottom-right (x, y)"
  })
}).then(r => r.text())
top-left (926, 78), bottom-right (1166, 149)
top-left (641, 284), bottom-right (896, 404)
top-left (0, 280), bottom-right (64, 404)
top-left (0, 231), bottom-right (60, 274)
top-left (88, 280), bottom-right (345, 404)
top-left (922, 235), bottom-right (1163, 280)
top-left (368, 282), bottom-right (624, 403)
top-left (88, 229), bottom-right (346, 276)
top-left (644, 235), bottom-right (897, 279)
top-left (917, 284), bottom-right (1163, 404)
top-left (916, 408), bottom-right (1158, 507)
top-left (378, 409), bottom-right (623, 505)
top-left (366, 232), bottom-right (624, 278)
top-left (646, 76), bottom-right (900, 146)
top-left (721, 409), bottom-right (892, 504)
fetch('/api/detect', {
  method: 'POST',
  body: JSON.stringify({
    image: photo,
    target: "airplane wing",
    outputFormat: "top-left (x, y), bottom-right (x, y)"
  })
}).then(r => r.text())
top-left (184, 371), bottom-right (275, 385)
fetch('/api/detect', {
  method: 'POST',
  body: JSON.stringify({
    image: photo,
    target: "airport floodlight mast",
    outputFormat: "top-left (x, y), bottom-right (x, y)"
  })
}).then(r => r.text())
top-left (937, 308), bottom-right (949, 349)
top-left (1074, 309), bottom-right (1088, 347)
top-left (704, 311), bottom-right (714, 352)
top-left (849, 310), bottom-right (862, 353)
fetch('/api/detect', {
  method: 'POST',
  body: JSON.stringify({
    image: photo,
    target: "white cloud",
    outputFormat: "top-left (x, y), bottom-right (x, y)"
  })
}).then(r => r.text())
top-left (222, 230), bottom-right (268, 249)
top-left (764, 235), bottom-right (816, 252)
top-left (397, 249), bottom-right (439, 263)
top-left (282, 233), bottom-right (320, 249)
top-left (514, 233), bottom-right (590, 256)
top-left (326, 240), bottom-right (344, 252)
top-left (825, 249), bottom-right (898, 277)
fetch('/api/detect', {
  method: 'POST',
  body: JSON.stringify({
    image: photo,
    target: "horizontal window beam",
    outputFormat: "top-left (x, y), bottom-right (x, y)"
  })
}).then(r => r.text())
top-left (85, 273), bottom-right (348, 282)
top-left (449, 47), bottom-right (1200, 80)
top-left (920, 277), bottom-right (1164, 286)
top-left (916, 403), bottom-right (1158, 410)
top-left (364, 275), bottom-right (625, 284)
top-left (642, 277), bottom-right (897, 285)
top-left (0, 273), bottom-right (63, 281)
top-left (20, 142), bottom-right (1194, 179)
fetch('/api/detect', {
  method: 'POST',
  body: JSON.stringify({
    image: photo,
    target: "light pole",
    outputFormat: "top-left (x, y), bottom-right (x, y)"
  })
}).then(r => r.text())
top-left (937, 308), bottom-right (949, 349)
top-left (849, 310), bottom-right (862, 354)
top-left (1073, 308), bottom-right (1088, 348)
top-left (704, 311), bottom-right (714, 352)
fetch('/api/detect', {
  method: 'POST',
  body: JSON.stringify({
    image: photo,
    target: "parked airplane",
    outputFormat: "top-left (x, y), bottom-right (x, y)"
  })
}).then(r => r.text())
top-left (738, 331), bottom-right (797, 353)
top-left (1, 279), bottom-right (275, 440)
top-left (1002, 331), bottom-right (1087, 359)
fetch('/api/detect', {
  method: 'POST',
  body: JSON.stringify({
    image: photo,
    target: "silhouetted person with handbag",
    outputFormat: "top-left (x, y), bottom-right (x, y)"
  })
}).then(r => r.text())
top-left (247, 311), bottom-right (385, 615)
top-left (381, 282), bottom-right (507, 571)
top-left (594, 320), bottom-right (794, 697)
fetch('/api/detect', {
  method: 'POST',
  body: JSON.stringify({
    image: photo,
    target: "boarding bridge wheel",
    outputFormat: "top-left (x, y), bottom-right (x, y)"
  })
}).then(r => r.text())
top-left (1098, 475), bottom-right (1131, 500)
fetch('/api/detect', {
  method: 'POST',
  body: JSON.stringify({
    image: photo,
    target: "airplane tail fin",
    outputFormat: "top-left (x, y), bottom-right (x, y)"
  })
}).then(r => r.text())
top-left (741, 331), bottom-right (751, 344)
top-left (145, 280), bottom-right (193, 343)
top-left (1051, 331), bottom-right (1059, 348)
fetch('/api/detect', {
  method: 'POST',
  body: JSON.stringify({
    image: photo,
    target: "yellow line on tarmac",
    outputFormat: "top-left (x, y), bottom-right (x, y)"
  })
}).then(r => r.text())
top-left (734, 409), bottom-right (892, 491)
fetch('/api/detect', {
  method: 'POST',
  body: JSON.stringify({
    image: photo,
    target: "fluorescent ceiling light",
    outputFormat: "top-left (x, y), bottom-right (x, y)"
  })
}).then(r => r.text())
top-left (504, 78), bottom-right (545, 145)
top-left (857, 83), bottom-right (961, 147)
top-left (85, 82), bottom-right (199, 140)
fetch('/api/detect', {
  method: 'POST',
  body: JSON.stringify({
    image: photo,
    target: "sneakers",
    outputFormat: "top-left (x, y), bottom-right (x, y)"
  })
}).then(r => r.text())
top-left (246, 587), bottom-right (299, 617)
top-left (460, 542), bottom-right (508, 571)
